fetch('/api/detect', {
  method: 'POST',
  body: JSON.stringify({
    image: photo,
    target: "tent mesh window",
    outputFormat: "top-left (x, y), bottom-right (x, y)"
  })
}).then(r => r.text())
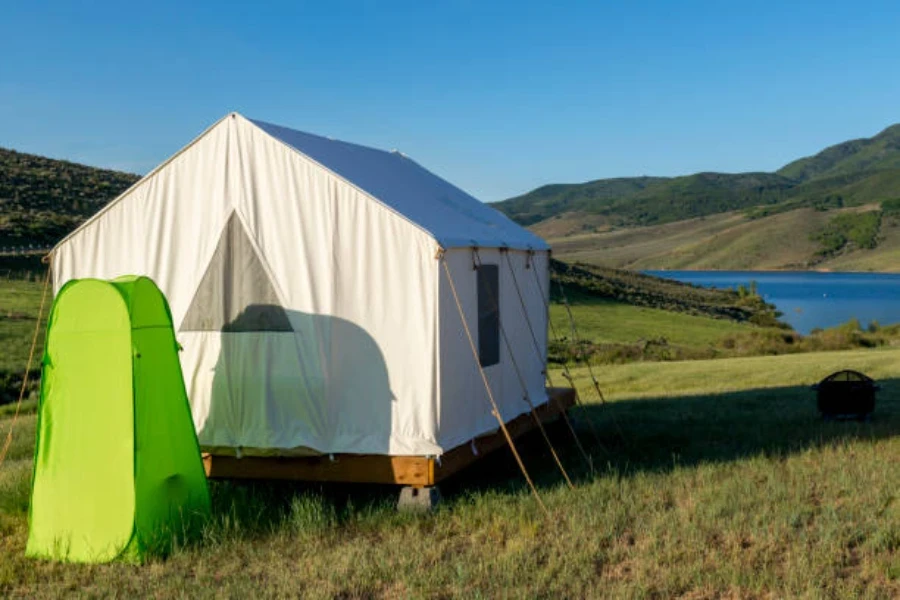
top-left (477, 263), bottom-right (500, 367)
top-left (180, 211), bottom-right (293, 332)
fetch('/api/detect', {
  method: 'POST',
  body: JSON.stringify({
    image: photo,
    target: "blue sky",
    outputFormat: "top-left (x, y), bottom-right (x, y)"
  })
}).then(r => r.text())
top-left (2, 1), bottom-right (899, 201)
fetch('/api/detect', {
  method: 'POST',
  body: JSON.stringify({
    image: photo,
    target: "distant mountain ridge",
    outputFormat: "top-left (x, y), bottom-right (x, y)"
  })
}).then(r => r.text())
top-left (496, 124), bottom-right (900, 229)
top-left (778, 124), bottom-right (900, 182)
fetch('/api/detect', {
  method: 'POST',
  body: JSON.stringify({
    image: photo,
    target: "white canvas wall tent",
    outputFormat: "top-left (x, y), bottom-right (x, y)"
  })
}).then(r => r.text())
top-left (50, 113), bottom-right (569, 484)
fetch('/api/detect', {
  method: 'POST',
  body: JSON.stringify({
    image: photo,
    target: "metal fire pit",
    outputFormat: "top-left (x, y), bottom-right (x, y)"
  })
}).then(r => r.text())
top-left (812, 370), bottom-right (879, 420)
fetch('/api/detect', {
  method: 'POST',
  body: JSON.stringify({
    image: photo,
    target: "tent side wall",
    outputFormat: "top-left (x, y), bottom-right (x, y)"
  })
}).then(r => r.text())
top-left (437, 248), bottom-right (550, 452)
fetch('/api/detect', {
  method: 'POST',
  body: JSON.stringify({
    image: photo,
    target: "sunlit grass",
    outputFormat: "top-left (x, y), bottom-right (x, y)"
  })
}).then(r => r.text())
top-left (3, 349), bottom-right (900, 596)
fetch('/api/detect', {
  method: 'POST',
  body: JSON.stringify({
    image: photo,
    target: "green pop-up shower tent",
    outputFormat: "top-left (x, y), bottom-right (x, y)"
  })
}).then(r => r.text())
top-left (27, 276), bottom-right (210, 563)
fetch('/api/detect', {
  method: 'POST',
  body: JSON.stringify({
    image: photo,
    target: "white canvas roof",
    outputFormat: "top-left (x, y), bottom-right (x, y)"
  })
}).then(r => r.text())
top-left (251, 118), bottom-right (548, 251)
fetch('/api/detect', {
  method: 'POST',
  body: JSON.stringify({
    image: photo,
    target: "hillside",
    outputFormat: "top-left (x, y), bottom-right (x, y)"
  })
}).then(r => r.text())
top-left (539, 203), bottom-right (900, 271)
top-left (0, 147), bottom-right (139, 248)
top-left (548, 259), bottom-right (780, 325)
top-left (497, 124), bottom-right (900, 270)
top-left (3, 122), bottom-right (900, 271)
top-left (499, 171), bottom-right (797, 227)
top-left (778, 124), bottom-right (900, 181)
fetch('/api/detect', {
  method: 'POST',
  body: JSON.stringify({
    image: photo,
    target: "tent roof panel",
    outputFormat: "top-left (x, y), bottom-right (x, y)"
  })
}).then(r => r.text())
top-left (249, 117), bottom-right (548, 250)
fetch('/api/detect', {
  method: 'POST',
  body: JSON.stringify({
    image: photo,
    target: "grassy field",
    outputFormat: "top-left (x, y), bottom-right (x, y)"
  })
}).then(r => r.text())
top-left (4, 348), bottom-right (900, 597)
top-left (549, 297), bottom-right (752, 347)
top-left (0, 278), bottom-right (45, 372)
top-left (0, 278), bottom-right (47, 404)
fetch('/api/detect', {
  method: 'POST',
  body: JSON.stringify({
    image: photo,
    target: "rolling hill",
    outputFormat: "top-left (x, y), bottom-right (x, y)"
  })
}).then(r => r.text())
top-left (496, 124), bottom-right (900, 270)
top-left (0, 147), bottom-right (139, 249)
top-left (3, 123), bottom-right (900, 271)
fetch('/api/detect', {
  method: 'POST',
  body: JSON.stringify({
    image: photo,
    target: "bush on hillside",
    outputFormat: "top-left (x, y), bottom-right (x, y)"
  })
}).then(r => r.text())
top-left (550, 260), bottom-right (785, 327)
top-left (810, 211), bottom-right (882, 257)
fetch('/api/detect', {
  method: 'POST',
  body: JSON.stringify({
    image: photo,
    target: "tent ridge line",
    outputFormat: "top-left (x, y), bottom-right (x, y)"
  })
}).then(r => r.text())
top-left (244, 115), bottom-right (538, 251)
top-left (50, 114), bottom-right (235, 256)
top-left (239, 114), bottom-right (439, 247)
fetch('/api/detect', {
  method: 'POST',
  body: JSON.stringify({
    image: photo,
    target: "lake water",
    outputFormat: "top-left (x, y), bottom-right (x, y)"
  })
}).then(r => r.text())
top-left (645, 271), bottom-right (900, 334)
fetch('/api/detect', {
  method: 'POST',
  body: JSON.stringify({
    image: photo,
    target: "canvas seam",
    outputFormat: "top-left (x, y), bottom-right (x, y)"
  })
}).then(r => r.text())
top-left (109, 282), bottom-right (142, 562)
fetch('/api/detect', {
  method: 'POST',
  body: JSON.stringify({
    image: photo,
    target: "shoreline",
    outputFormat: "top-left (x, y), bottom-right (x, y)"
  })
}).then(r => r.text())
top-left (643, 268), bottom-right (900, 275)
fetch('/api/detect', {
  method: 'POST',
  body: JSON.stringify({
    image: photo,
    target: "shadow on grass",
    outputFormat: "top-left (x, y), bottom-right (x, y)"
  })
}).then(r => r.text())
top-left (202, 378), bottom-right (900, 535)
top-left (447, 377), bottom-right (900, 496)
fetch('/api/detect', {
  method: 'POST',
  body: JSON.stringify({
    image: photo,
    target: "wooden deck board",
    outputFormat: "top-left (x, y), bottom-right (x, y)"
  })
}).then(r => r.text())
top-left (203, 387), bottom-right (576, 486)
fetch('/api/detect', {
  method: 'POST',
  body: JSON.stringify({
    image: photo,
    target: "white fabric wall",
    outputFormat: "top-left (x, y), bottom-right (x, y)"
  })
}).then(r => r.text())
top-left (53, 116), bottom-right (443, 456)
top-left (51, 115), bottom-right (551, 458)
top-left (437, 248), bottom-right (550, 452)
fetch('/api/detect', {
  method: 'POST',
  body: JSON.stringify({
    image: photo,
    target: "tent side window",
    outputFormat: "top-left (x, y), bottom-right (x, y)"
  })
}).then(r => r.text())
top-left (477, 264), bottom-right (500, 367)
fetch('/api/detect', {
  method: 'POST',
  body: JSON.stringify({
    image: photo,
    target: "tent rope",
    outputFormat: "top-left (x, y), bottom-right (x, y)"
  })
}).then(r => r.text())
top-left (0, 266), bottom-right (52, 469)
top-left (554, 277), bottom-right (628, 446)
top-left (502, 251), bottom-right (594, 473)
top-left (528, 263), bottom-right (613, 454)
top-left (473, 248), bottom-right (574, 490)
top-left (440, 255), bottom-right (549, 515)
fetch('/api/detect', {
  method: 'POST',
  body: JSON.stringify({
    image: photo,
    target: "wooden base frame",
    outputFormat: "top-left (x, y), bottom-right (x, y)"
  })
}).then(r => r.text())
top-left (203, 387), bottom-right (576, 487)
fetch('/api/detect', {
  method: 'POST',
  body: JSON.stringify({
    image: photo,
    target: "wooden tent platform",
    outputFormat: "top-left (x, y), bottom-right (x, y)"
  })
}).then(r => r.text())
top-left (203, 387), bottom-right (575, 487)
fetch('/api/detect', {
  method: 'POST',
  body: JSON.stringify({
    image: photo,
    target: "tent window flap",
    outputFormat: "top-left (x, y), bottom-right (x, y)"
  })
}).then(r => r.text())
top-left (477, 264), bottom-right (500, 367)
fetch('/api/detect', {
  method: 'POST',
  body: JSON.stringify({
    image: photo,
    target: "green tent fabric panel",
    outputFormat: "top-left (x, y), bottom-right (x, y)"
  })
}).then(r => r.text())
top-left (27, 276), bottom-right (210, 564)
top-left (127, 277), bottom-right (210, 553)
top-left (26, 280), bottom-right (137, 563)
top-left (111, 275), bottom-right (172, 329)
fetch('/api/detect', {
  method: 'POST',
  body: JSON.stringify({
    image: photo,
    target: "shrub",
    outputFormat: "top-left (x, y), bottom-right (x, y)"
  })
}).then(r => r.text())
top-left (810, 211), bottom-right (882, 257)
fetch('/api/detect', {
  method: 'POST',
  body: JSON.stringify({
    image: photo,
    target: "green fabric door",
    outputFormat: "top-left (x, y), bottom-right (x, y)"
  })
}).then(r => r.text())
top-left (26, 280), bottom-right (137, 562)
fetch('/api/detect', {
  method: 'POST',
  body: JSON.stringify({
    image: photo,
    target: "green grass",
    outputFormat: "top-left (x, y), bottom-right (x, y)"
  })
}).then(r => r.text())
top-left (565, 346), bottom-right (900, 400)
top-left (0, 279), bottom-right (46, 372)
top-left (550, 297), bottom-right (751, 348)
top-left (5, 349), bottom-right (900, 596)
top-left (0, 278), bottom-right (47, 405)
